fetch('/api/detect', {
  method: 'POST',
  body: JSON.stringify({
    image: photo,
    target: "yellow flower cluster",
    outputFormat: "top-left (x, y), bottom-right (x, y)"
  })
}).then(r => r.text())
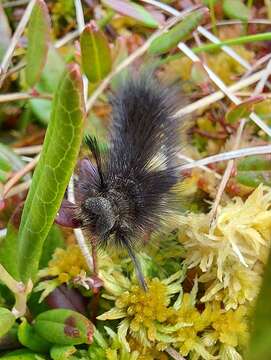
top-left (178, 185), bottom-right (271, 309)
top-left (170, 294), bottom-right (214, 357)
top-left (99, 280), bottom-right (249, 360)
top-left (129, 338), bottom-right (168, 360)
top-left (40, 244), bottom-right (88, 284)
top-left (167, 295), bottom-right (248, 359)
top-left (98, 275), bottom-right (181, 348)
top-left (212, 305), bottom-right (248, 348)
top-left (116, 279), bottom-right (174, 340)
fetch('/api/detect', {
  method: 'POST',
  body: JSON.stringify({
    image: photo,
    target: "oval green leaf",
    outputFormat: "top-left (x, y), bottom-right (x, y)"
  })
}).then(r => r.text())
top-left (223, 0), bottom-right (250, 21)
top-left (0, 349), bottom-right (45, 360)
top-left (25, 0), bottom-right (51, 87)
top-left (149, 11), bottom-right (204, 55)
top-left (0, 308), bottom-right (16, 338)
top-left (33, 309), bottom-right (93, 346)
top-left (80, 22), bottom-right (112, 83)
top-left (18, 64), bottom-right (85, 283)
top-left (102, 0), bottom-right (159, 28)
top-left (18, 319), bottom-right (52, 353)
top-left (226, 96), bottom-right (264, 124)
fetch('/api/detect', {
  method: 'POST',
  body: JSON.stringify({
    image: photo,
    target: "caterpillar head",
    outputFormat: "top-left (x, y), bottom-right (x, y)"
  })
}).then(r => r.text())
top-left (81, 196), bottom-right (116, 238)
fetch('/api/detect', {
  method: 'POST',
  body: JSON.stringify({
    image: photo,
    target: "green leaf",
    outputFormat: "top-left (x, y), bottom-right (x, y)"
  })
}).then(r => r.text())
top-left (237, 156), bottom-right (271, 188)
top-left (33, 309), bottom-right (94, 346)
top-left (29, 46), bottom-right (65, 125)
top-left (18, 318), bottom-right (52, 353)
top-left (247, 249), bottom-right (271, 360)
top-left (80, 22), bottom-right (112, 83)
top-left (0, 205), bottom-right (22, 280)
top-left (102, 0), bottom-right (159, 28)
top-left (225, 96), bottom-right (264, 123)
top-left (149, 11), bottom-right (204, 54)
top-left (223, 0), bottom-right (250, 21)
top-left (0, 349), bottom-right (45, 360)
top-left (17, 64), bottom-right (85, 283)
top-left (50, 345), bottom-right (76, 360)
top-left (0, 308), bottom-right (16, 338)
top-left (25, 0), bottom-right (51, 87)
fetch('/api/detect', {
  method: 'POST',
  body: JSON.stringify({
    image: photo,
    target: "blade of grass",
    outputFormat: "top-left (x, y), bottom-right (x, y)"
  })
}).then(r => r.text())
top-left (193, 32), bottom-right (271, 53)
top-left (178, 145), bottom-right (271, 171)
top-left (160, 32), bottom-right (271, 65)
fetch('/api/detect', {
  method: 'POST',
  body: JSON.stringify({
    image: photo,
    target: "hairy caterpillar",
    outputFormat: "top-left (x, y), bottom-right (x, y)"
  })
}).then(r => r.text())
top-left (76, 74), bottom-right (183, 290)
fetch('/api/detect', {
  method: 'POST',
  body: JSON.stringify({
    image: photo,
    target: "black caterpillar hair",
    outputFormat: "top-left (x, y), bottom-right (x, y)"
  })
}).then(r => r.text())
top-left (77, 74), bottom-right (183, 290)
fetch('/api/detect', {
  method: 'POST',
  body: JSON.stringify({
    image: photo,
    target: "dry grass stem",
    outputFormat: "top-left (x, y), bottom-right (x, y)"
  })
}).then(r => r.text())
top-left (3, 154), bottom-right (39, 198)
top-left (179, 145), bottom-right (271, 170)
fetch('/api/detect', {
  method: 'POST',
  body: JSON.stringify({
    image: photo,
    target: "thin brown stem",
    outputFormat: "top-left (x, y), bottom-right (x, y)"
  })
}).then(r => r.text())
top-left (3, 155), bottom-right (39, 198)
top-left (0, 92), bottom-right (53, 103)
top-left (91, 238), bottom-right (99, 277)
top-left (210, 119), bottom-right (246, 223)
top-left (4, 180), bottom-right (32, 199)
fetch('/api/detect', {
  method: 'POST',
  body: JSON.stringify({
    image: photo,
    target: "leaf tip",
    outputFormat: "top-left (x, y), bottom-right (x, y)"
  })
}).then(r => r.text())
top-left (85, 21), bottom-right (99, 33)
